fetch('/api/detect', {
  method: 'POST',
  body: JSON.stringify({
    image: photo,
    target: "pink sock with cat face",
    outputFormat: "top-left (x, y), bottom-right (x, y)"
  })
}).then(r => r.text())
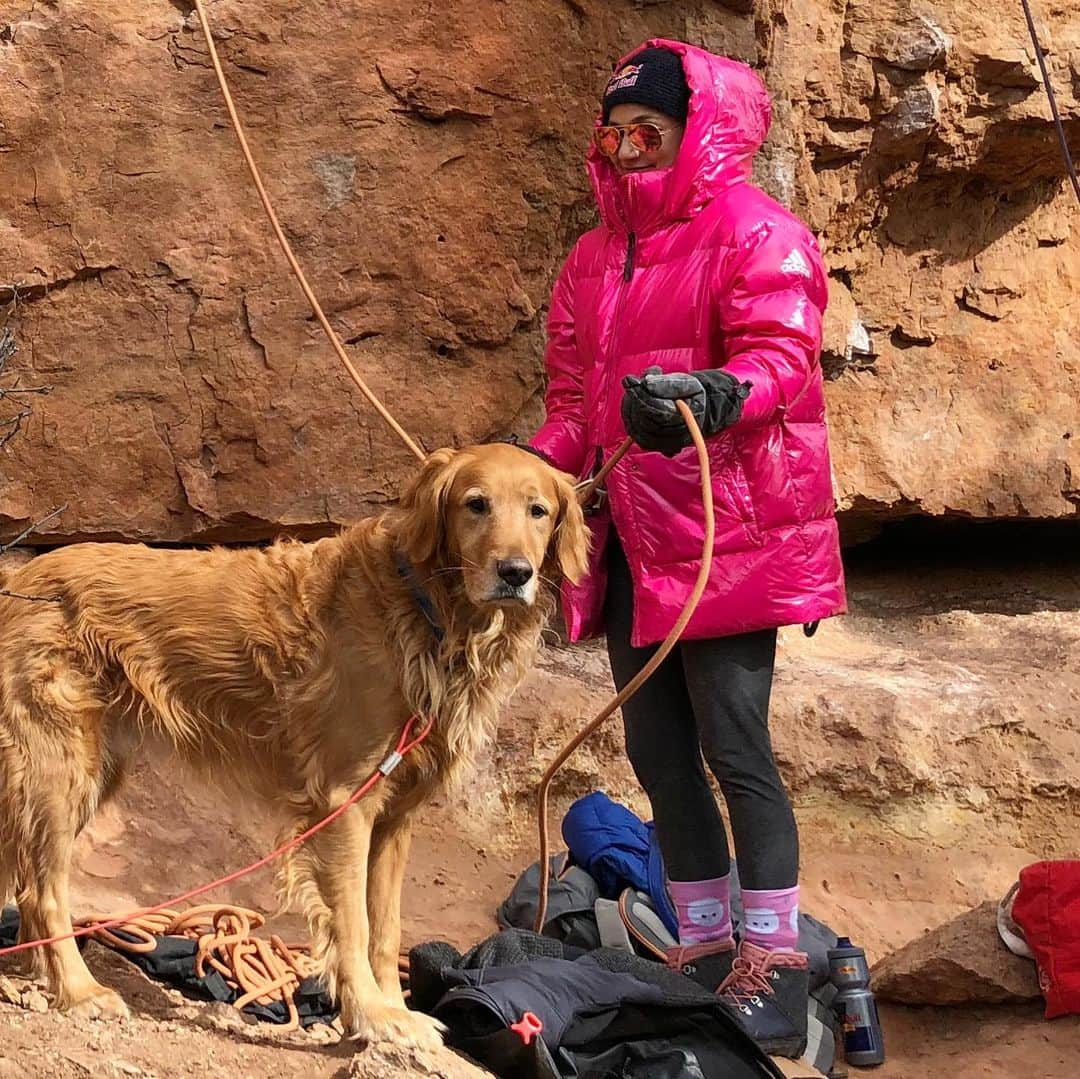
top-left (669, 875), bottom-right (733, 944)
top-left (741, 885), bottom-right (800, 951)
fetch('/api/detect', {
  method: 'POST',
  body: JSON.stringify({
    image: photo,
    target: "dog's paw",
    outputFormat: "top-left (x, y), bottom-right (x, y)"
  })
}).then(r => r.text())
top-left (344, 1001), bottom-right (446, 1051)
top-left (376, 983), bottom-right (410, 1013)
top-left (63, 986), bottom-right (130, 1021)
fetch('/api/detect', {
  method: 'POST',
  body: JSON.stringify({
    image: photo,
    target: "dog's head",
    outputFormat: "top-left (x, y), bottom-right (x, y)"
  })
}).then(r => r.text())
top-left (395, 443), bottom-right (589, 609)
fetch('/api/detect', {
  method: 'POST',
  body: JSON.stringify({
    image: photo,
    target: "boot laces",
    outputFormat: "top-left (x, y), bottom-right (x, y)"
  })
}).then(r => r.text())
top-left (719, 955), bottom-right (778, 1015)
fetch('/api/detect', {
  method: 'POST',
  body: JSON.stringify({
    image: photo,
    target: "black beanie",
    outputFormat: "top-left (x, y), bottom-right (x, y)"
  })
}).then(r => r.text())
top-left (602, 47), bottom-right (690, 125)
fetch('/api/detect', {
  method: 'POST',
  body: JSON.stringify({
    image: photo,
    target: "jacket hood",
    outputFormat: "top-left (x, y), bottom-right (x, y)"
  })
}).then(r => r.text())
top-left (588, 39), bottom-right (772, 234)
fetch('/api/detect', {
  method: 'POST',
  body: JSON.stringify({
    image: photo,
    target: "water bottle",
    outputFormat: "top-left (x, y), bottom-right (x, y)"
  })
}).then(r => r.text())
top-left (828, 936), bottom-right (885, 1067)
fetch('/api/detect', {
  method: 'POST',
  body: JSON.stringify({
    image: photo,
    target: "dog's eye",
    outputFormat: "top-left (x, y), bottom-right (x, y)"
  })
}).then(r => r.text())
top-left (466, 497), bottom-right (489, 515)
top-left (529, 504), bottom-right (550, 519)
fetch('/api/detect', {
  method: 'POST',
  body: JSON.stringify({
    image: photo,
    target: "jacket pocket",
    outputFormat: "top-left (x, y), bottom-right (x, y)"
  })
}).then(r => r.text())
top-left (627, 444), bottom-right (761, 568)
top-left (710, 437), bottom-right (763, 546)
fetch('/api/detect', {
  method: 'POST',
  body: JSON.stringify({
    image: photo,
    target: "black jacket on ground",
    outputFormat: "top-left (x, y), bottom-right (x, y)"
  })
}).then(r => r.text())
top-left (409, 929), bottom-right (786, 1079)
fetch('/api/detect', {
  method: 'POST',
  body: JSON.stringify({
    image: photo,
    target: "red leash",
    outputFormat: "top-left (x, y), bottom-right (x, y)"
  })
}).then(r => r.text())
top-left (0, 715), bottom-right (434, 959)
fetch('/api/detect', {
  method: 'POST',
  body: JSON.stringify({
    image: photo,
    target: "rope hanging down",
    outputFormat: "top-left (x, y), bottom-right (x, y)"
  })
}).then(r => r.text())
top-left (189, 0), bottom-right (426, 462)
top-left (1021, 0), bottom-right (1080, 205)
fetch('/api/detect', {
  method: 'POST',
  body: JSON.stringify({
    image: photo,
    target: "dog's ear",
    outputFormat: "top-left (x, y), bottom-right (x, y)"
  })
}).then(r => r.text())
top-left (548, 471), bottom-right (590, 585)
top-left (396, 448), bottom-right (465, 565)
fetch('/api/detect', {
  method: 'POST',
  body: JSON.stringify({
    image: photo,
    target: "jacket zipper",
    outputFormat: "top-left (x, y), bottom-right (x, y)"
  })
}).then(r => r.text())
top-left (602, 193), bottom-right (643, 640)
top-left (601, 179), bottom-right (637, 435)
top-left (622, 231), bottom-right (637, 281)
top-left (603, 227), bottom-right (636, 468)
top-left (600, 217), bottom-right (639, 554)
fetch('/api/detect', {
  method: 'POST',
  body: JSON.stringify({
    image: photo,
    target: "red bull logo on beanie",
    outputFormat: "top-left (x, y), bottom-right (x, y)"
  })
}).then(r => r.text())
top-left (605, 63), bottom-right (643, 95)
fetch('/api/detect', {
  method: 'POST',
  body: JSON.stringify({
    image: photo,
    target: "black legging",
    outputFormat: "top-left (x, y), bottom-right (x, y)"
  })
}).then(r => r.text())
top-left (604, 540), bottom-right (798, 890)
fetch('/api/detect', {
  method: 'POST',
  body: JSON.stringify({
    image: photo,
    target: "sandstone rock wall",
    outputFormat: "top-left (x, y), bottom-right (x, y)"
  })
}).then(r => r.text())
top-left (1, 0), bottom-right (1077, 543)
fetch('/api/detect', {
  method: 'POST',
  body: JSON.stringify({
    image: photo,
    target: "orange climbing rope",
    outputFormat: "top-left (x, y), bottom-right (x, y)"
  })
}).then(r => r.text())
top-left (72, 905), bottom-right (416, 1031)
top-left (77, 905), bottom-right (320, 1032)
top-left (0, 715), bottom-right (434, 964)
top-left (534, 402), bottom-right (713, 931)
top-left (188, 0), bottom-right (426, 462)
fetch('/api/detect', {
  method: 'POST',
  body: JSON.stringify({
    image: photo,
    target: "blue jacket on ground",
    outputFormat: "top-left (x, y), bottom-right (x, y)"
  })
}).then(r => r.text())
top-left (562, 791), bottom-right (679, 937)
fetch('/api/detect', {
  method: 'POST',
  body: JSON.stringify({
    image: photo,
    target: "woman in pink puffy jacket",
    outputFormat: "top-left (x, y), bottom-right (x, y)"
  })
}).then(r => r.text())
top-left (531, 41), bottom-right (847, 1057)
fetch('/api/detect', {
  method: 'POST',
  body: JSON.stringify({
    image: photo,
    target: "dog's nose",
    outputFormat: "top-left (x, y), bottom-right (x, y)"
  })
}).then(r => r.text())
top-left (496, 558), bottom-right (534, 588)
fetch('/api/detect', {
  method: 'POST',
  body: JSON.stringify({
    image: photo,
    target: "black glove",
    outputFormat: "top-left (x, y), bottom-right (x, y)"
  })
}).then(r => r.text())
top-left (620, 366), bottom-right (751, 457)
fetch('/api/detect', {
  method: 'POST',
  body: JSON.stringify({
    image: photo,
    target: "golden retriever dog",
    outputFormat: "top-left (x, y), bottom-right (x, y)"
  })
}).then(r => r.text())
top-left (0, 442), bottom-right (587, 1048)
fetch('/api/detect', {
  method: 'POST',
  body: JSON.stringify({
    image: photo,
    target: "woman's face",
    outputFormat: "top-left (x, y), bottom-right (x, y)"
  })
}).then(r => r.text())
top-left (603, 104), bottom-right (685, 174)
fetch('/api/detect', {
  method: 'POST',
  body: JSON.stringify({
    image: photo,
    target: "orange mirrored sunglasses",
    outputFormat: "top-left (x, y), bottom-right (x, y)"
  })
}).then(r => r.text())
top-left (594, 122), bottom-right (666, 158)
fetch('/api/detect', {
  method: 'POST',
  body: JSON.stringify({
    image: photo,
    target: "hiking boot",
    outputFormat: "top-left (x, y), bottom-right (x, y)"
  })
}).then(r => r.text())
top-left (716, 940), bottom-right (809, 1059)
top-left (664, 937), bottom-right (736, 992)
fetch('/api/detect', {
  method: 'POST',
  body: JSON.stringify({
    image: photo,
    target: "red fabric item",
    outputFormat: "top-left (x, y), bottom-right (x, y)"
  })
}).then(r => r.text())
top-left (531, 38), bottom-right (846, 647)
top-left (1010, 860), bottom-right (1080, 1018)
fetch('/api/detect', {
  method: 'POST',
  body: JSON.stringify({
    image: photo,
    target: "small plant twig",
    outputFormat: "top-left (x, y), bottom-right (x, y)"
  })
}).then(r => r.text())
top-left (0, 588), bottom-right (61, 603)
top-left (0, 327), bottom-right (50, 406)
top-left (0, 329), bottom-right (50, 440)
top-left (0, 506), bottom-right (68, 603)
top-left (0, 385), bottom-right (50, 396)
top-left (0, 326), bottom-right (15, 367)
top-left (0, 407), bottom-right (31, 450)
top-left (0, 504), bottom-right (68, 555)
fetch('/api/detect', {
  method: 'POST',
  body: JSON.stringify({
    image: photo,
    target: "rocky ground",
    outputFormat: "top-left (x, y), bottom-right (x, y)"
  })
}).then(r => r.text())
top-left (2, 531), bottom-right (1078, 1076)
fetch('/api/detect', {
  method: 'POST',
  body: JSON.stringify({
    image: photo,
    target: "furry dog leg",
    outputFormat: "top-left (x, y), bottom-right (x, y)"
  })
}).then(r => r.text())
top-left (366, 813), bottom-right (414, 1009)
top-left (16, 785), bottom-right (126, 1016)
top-left (0, 649), bottom-right (126, 1016)
top-left (300, 802), bottom-right (443, 1049)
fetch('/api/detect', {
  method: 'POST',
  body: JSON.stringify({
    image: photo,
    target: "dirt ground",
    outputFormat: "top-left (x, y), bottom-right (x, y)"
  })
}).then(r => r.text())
top-left (3, 816), bottom-right (1079, 1079)
top-left (2, 808), bottom-right (1080, 1077)
top-left (2, 544), bottom-right (1079, 1076)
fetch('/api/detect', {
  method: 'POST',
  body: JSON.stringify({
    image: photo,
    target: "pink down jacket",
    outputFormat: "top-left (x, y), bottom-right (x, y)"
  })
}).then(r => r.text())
top-left (532, 39), bottom-right (847, 647)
